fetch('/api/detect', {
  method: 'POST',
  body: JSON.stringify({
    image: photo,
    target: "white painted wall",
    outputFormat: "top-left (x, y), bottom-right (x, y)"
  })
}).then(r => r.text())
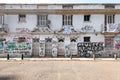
top-left (48, 14), bottom-right (62, 31)
top-left (5, 4), bottom-right (37, 9)
top-left (73, 5), bottom-right (104, 9)
top-left (78, 34), bottom-right (104, 42)
top-left (115, 14), bottom-right (120, 24)
top-left (73, 14), bottom-right (104, 32)
top-left (115, 5), bottom-right (120, 9)
top-left (7, 14), bottom-right (37, 32)
top-left (4, 4), bottom-right (105, 9)
top-left (48, 5), bottom-right (62, 9)
top-left (5, 4), bottom-right (62, 9)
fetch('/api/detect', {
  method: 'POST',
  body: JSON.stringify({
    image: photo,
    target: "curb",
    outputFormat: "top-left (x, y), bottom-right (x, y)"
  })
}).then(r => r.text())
top-left (0, 58), bottom-right (119, 61)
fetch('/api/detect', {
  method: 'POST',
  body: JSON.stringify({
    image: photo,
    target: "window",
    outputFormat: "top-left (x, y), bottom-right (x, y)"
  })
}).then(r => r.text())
top-left (18, 37), bottom-right (26, 43)
top-left (105, 5), bottom-right (115, 9)
top-left (19, 15), bottom-right (26, 22)
top-left (37, 15), bottom-right (47, 26)
top-left (84, 37), bottom-right (90, 42)
top-left (63, 5), bottom-right (73, 9)
top-left (63, 15), bottom-right (72, 26)
top-left (105, 15), bottom-right (114, 24)
top-left (33, 38), bottom-right (39, 42)
top-left (45, 38), bottom-right (52, 42)
top-left (84, 15), bottom-right (90, 22)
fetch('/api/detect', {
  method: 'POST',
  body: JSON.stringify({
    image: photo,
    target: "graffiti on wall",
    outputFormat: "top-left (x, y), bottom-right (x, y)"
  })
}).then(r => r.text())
top-left (0, 42), bottom-right (4, 53)
top-left (4, 41), bottom-right (32, 53)
top-left (4, 34), bottom-right (32, 54)
top-left (39, 41), bottom-right (45, 57)
top-left (105, 37), bottom-right (113, 50)
top-left (63, 26), bottom-right (71, 34)
top-left (77, 42), bottom-right (104, 54)
top-left (81, 25), bottom-right (94, 32)
top-left (114, 35), bottom-right (120, 50)
top-left (16, 28), bottom-right (30, 33)
top-left (107, 24), bottom-right (118, 32)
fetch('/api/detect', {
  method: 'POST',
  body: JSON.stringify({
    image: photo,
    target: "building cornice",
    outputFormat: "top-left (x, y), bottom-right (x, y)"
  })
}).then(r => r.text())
top-left (0, 9), bottom-right (120, 14)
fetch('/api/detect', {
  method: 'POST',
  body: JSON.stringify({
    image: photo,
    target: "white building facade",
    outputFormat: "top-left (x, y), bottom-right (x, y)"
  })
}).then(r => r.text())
top-left (0, 3), bottom-right (120, 58)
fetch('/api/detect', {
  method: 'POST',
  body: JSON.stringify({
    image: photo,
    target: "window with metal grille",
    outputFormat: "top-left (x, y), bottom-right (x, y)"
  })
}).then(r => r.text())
top-left (84, 15), bottom-right (90, 22)
top-left (37, 15), bottom-right (47, 26)
top-left (63, 15), bottom-right (72, 26)
top-left (19, 14), bottom-right (26, 22)
top-left (105, 15), bottom-right (115, 24)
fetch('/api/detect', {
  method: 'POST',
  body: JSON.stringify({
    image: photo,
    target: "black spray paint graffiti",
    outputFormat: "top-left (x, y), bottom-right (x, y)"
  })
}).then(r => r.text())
top-left (77, 42), bottom-right (104, 55)
top-left (81, 25), bottom-right (94, 32)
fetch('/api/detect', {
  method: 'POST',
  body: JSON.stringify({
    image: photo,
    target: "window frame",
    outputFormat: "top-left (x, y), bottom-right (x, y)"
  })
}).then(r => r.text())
top-left (84, 37), bottom-right (90, 42)
top-left (63, 15), bottom-right (72, 26)
top-left (105, 14), bottom-right (115, 24)
top-left (84, 15), bottom-right (91, 22)
top-left (18, 14), bottom-right (26, 22)
top-left (63, 5), bottom-right (73, 9)
top-left (37, 15), bottom-right (48, 26)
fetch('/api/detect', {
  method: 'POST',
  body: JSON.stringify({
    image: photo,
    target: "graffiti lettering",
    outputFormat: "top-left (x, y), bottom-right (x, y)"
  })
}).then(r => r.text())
top-left (16, 28), bottom-right (30, 33)
top-left (77, 42), bottom-right (104, 54)
top-left (81, 25), bottom-right (93, 32)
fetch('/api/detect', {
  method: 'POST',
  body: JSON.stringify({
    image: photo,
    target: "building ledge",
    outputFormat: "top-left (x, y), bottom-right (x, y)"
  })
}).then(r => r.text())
top-left (0, 31), bottom-right (8, 35)
top-left (1, 9), bottom-right (120, 14)
top-left (31, 32), bottom-right (54, 35)
top-left (101, 31), bottom-right (119, 35)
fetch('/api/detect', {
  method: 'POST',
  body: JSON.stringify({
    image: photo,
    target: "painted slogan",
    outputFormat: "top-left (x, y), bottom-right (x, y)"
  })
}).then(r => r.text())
top-left (77, 42), bottom-right (104, 56)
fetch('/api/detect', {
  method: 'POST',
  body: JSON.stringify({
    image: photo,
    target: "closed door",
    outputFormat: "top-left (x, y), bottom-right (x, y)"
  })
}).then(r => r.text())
top-left (58, 42), bottom-right (65, 56)
top-left (70, 42), bottom-right (77, 55)
top-left (45, 42), bottom-right (52, 56)
top-left (32, 42), bottom-right (39, 57)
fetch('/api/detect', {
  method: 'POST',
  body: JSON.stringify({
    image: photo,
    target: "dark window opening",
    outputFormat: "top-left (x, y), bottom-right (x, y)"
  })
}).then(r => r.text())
top-left (58, 39), bottom-right (64, 42)
top-left (63, 5), bottom-right (73, 9)
top-left (33, 38), bottom-right (39, 42)
top-left (105, 5), bottom-right (115, 9)
top-left (71, 39), bottom-right (76, 42)
top-left (84, 15), bottom-right (90, 22)
top-left (18, 37), bottom-right (26, 43)
top-left (45, 38), bottom-right (52, 42)
top-left (19, 14), bottom-right (26, 22)
top-left (84, 37), bottom-right (90, 42)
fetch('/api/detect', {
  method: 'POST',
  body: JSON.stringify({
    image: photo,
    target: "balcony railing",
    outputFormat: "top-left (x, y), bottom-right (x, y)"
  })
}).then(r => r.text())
top-left (0, 24), bottom-right (9, 33)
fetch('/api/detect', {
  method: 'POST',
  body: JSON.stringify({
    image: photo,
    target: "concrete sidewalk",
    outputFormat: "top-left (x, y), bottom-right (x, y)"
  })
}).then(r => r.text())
top-left (0, 58), bottom-right (119, 61)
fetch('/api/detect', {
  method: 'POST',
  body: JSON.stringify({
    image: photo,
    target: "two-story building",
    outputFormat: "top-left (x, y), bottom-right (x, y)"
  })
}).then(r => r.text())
top-left (0, 3), bottom-right (120, 58)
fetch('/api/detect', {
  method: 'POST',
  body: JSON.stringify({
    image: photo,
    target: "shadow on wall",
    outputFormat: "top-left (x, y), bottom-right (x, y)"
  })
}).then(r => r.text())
top-left (0, 75), bottom-right (17, 80)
